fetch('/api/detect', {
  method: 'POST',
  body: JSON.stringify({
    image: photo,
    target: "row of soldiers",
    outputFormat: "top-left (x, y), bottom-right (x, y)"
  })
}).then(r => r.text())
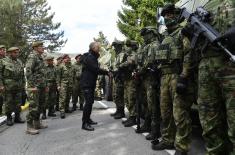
top-left (110, 1), bottom-right (235, 155)
top-left (0, 41), bottom-right (85, 135)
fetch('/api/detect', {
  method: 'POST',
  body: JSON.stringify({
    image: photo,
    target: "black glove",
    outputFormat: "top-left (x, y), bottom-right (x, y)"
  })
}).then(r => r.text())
top-left (215, 26), bottom-right (235, 51)
top-left (176, 75), bottom-right (188, 95)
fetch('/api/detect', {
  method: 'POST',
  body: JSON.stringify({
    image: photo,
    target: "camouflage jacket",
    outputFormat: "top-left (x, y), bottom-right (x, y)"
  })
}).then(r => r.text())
top-left (57, 63), bottom-right (73, 87)
top-left (72, 62), bottom-right (83, 83)
top-left (0, 56), bottom-right (25, 91)
top-left (138, 39), bottom-right (160, 74)
top-left (45, 64), bottom-right (57, 88)
top-left (26, 51), bottom-right (46, 88)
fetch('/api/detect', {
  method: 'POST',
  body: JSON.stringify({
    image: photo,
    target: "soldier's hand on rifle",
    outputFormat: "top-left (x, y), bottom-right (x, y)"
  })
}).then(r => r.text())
top-left (215, 26), bottom-right (235, 43)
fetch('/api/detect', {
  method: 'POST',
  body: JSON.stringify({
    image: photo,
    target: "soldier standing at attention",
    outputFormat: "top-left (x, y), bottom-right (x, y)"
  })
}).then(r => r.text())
top-left (0, 45), bottom-right (6, 115)
top-left (45, 56), bottom-right (57, 117)
top-left (0, 47), bottom-right (25, 126)
top-left (25, 41), bottom-right (48, 135)
top-left (55, 56), bottom-right (63, 111)
top-left (57, 54), bottom-right (73, 119)
top-left (72, 54), bottom-right (84, 111)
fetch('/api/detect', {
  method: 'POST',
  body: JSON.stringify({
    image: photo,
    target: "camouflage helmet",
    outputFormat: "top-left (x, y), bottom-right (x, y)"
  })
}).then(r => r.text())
top-left (7, 47), bottom-right (20, 52)
top-left (111, 39), bottom-right (124, 46)
top-left (140, 26), bottom-right (158, 36)
top-left (32, 41), bottom-right (43, 48)
top-left (161, 4), bottom-right (175, 17)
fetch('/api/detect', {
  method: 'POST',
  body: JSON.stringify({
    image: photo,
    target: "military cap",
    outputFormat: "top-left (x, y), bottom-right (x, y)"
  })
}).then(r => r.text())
top-left (0, 45), bottom-right (5, 49)
top-left (32, 41), bottom-right (43, 48)
top-left (75, 54), bottom-right (82, 59)
top-left (161, 4), bottom-right (175, 17)
top-left (111, 39), bottom-right (124, 46)
top-left (62, 54), bottom-right (70, 59)
top-left (140, 26), bottom-right (158, 36)
top-left (45, 56), bottom-right (54, 60)
top-left (7, 47), bottom-right (20, 52)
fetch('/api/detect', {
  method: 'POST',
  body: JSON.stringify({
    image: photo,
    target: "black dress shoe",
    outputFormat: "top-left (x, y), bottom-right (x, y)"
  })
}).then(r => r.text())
top-left (88, 119), bottom-right (98, 125)
top-left (14, 117), bottom-right (25, 123)
top-left (60, 113), bottom-right (65, 119)
top-left (82, 123), bottom-right (94, 131)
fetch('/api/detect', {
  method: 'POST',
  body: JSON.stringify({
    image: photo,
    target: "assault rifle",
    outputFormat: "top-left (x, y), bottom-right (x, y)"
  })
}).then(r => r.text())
top-left (179, 6), bottom-right (235, 62)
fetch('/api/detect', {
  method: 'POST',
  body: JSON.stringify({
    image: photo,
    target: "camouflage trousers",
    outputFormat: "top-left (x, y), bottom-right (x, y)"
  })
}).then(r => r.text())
top-left (160, 73), bottom-right (193, 151)
top-left (46, 84), bottom-right (57, 110)
top-left (72, 80), bottom-right (84, 105)
top-left (4, 90), bottom-right (21, 115)
top-left (142, 75), bottom-right (157, 122)
top-left (113, 79), bottom-right (124, 109)
top-left (198, 56), bottom-right (235, 155)
top-left (124, 78), bottom-right (136, 117)
top-left (59, 83), bottom-right (72, 113)
top-left (95, 76), bottom-right (103, 99)
top-left (26, 87), bottom-right (46, 125)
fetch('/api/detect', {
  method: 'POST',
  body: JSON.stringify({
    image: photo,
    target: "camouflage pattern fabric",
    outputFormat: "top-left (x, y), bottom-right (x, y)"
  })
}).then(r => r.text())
top-left (197, 1), bottom-right (235, 154)
top-left (45, 64), bottom-right (57, 111)
top-left (0, 56), bottom-right (25, 116)
top-left (57, 63), bottom-right (73, 113)
top-left (26, 51), bottom-right (46, 125)
top-left (72, 62), bottom-right (84, 105)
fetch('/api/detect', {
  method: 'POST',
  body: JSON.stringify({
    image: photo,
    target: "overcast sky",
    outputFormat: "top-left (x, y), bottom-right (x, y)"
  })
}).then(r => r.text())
top-left (47, 0), bottom-right (125, 54)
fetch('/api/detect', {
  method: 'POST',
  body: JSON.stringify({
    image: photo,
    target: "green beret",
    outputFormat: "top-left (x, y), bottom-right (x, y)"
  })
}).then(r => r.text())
top-left (0, 45), bottom-right (6, 49)
top-left (140, 26), bottom-right (158, 36)
top-left (45, 56), bottom-right (54, 60)
top-left (7, 47), bottom-right (20, 52)
top-left (75, 54), bottom-right (82, 59)
top-left (32, 41), bottom-right (43, 48)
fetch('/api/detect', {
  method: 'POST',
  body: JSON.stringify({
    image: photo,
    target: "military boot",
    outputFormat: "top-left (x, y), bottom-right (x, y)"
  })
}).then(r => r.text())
top-left (6, 114), bottom-right (13, 126)
top-left (48, 108), bottom-right (56, 117)
top-left (146, 123), bottom-right (161, 140)
top-left (15, 113), bottom-right (25, 123)
top-left (34, 120), bottom-right (48, 129)
top-left (110, 109), bottom-right (118, 117)
top-left (114, 108), bottom-right (125, 119)
top-left (72, 103), bottom-right (77, 111)
top-left (151, 141), bottom-right (174, 150)
top-left (124, 116), bottom-right (136, 127)
top-left (26, 123), bottom-right (39, 135)
top-left (138, 117), bottom-right (151, 133)
top-left (41, 110), bottom-right (47, 120)
top-left (79, 104), bottom-right (83, 111)
top-left (175, 150), bottom-right (188, 155)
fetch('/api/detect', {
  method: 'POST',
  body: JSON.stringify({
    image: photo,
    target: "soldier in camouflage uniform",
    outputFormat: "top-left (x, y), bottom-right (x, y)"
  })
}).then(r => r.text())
top-left (111, 40), bottom-right (125, 119)
top-left (0, 45), bottom-right (6, 115)
top-left (55, 56), bottom-right (63, 111)
top-left (152, 5), bottom-right (197, 154)
top-left (136, 27), bottom-right (161, 136)
top-left (26, 41), bottom-right (48, 135)
top-left (57, 54), bottom-right (73, 119)
top-left (45, 56), bottom-right (57, 117)
top-left (120, 40), bottom-right (138, 127)
top-left (195, 1), bottom-right (235, 155)
top-left (72, 54), bottom-right (84, 111)
top-left (0, 47), bottom-right (25, 126)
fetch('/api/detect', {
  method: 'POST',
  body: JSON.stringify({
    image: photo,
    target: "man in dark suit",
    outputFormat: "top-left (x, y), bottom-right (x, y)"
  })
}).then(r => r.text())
top-left (80, 42), bottom-right (108, 131)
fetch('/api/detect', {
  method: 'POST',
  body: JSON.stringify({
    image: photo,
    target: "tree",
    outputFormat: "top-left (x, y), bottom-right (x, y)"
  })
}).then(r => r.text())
top-left (0, 0), bottom-right (67, 62)
top-left (117, 0), bottom-right (176, 43)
